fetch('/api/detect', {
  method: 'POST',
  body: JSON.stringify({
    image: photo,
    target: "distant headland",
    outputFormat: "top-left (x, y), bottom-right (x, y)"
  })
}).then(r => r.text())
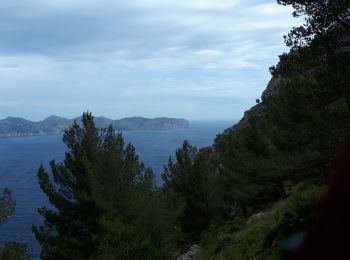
top-left (0, 115), bottom-right (190, 137)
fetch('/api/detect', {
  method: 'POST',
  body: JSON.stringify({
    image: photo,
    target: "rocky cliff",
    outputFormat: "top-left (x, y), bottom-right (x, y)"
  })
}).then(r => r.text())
top-left (221, 76), bottom-right (287, 136)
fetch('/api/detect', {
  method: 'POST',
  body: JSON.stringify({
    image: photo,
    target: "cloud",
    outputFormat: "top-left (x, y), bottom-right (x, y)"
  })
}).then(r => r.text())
top-left (0, 0), bottom-right (300, 120)
top-left (189, 0), bottom-right (237, 10)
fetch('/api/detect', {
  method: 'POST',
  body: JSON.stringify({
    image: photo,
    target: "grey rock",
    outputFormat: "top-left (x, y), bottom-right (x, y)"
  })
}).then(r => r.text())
top-left (247, 212), bottom-right (266, 225)
top-left (220, 75), bottom-right (285, 137)
top-left (176, 244), bottom-right (201, 260)
top-left (261, 76), bottom-right (287, 101)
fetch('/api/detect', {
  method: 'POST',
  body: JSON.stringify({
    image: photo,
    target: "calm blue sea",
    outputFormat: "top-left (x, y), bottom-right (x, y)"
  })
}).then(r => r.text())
top-left (0, 121), bottom-right (232, 259)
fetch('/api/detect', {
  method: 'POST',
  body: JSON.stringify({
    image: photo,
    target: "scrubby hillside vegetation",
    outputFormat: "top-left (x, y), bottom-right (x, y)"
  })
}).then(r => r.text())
top-left (192, 0), bottom-right (350, 258)
top-left (28, 0), bottom-right (350, 259)
top-left (164, 0), bottom-right (350, 258)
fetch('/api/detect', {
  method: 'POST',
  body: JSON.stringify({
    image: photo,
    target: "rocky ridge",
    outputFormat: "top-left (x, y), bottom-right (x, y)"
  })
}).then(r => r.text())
top-left (0, 116), bottom-right (189, 137)
top-left (222, 76), bottom-right (287, 135)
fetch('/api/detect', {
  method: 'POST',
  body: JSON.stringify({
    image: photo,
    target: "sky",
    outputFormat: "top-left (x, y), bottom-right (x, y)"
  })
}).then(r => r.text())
top-left (0, 0), bottom-right (301, 121)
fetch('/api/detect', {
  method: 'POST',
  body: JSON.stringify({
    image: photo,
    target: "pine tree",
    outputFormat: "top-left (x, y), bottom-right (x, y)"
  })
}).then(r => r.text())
top-left (277, 0), bottom-right (350, 49)
top-left (0, 189), bottom-right (29, 259)
top-left (162, 141), bottom-right (221, 239)
top-left (32, 112), bottom-right (158, 259)
top-left (0, 188), bottom-right (15, 223)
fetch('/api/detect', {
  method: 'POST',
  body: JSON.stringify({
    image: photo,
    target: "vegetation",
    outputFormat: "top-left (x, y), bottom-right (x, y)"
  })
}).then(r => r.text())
top-left (162, 142), bottom-right (225, 242)
top-left (0, 242), bottom-right (29, 260)
top-left (197, 0), bottom-right (350, 258)
top-left (277, 0), bottom-right (350, 50)
top-left (15, 0), bottom-right (350, 258)
top-left (0, 189), bottom-right (29, 259)
top-left (32, 113), bottom-right (172, 259)
top-left (0, 189), bottom-right (15, 224)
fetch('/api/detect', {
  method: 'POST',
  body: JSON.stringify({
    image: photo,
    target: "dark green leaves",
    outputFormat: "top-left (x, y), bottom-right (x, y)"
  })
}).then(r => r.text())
top-left (277, 0), bottom-right (350, 49)
top-left (33, 112), bottom-right (163, 259)
top-left (0, 188), bottom-right (15, 224)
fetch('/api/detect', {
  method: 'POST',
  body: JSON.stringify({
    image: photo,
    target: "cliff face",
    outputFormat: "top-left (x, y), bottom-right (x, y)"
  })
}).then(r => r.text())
top-left (0, 116), bottom-right (190, 137)
top-left (261, 76), bottom-right (287, 102)
top-left (221, 28), bottom-right (349, 138)
top-left (222, 76), bottom-right (287, 136)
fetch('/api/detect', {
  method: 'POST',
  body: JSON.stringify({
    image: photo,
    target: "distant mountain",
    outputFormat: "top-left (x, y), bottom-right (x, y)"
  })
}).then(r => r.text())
top-left (0, 116), bottom-right (189, 137)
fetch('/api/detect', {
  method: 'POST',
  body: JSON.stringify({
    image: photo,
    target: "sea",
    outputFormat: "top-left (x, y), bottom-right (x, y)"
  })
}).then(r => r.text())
top-left (0, 121), bottom-right (232, 259)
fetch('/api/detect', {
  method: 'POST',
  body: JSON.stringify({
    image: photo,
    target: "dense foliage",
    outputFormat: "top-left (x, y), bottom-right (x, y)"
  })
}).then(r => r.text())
top-left (33, 113), bottom-right (170, 259)
top-left (0, 242), bottom-right (29, 260)
top-left (159, 0), bottom-right (350, 258)
top-left (162, 142), bottom-right (225, 242)
top-left (277, 0), bottom-right (350, 49)
top-left (198, 0), bottom-right (350, 258)
top-left (0, 190), bottom-right (29, 259)
top-left (0, 189), bottom-right (15, 224)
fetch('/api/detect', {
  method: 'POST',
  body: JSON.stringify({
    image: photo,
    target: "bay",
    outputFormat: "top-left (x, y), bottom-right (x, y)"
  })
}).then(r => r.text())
top-left (0, 121), bottom-right (232, 259)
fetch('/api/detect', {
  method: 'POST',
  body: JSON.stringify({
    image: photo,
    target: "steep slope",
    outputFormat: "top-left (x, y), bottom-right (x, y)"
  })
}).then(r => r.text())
top-left (197, 21), bottom-right (350, 260)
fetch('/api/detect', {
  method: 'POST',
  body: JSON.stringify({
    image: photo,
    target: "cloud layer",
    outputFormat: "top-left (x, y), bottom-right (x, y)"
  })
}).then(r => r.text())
top-left (0, 0), bottom-right (299, 121)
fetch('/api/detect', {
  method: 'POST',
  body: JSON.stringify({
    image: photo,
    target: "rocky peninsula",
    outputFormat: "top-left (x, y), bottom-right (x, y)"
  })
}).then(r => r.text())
top-left (0, 115), bottom-right (189, 137)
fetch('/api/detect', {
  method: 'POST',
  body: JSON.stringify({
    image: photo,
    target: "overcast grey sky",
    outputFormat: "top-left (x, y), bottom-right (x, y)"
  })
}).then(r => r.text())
top-left (0, 0), bottom-right (300, 121)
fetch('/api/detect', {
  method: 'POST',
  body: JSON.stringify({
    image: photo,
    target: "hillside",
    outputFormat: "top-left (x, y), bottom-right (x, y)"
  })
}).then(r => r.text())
top-left (0, 116), bottom-right (189, 137)
top-left (164, 3), bottom-right (350, 258)
top-left (195, 11), bottom-right (350, 260)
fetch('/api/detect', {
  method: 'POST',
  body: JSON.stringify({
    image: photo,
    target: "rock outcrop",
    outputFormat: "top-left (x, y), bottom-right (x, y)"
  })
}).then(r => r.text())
top-left (221, 76), bottom-right (286, 136)
top-left (176, 244), bottom-right (201, 260)
top-left (261, 76), bottom-right (287, 102)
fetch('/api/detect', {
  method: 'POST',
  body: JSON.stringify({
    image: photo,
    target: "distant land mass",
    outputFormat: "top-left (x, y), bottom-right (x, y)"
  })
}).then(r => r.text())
top-left (0, 115), bottom-right (190, 137)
